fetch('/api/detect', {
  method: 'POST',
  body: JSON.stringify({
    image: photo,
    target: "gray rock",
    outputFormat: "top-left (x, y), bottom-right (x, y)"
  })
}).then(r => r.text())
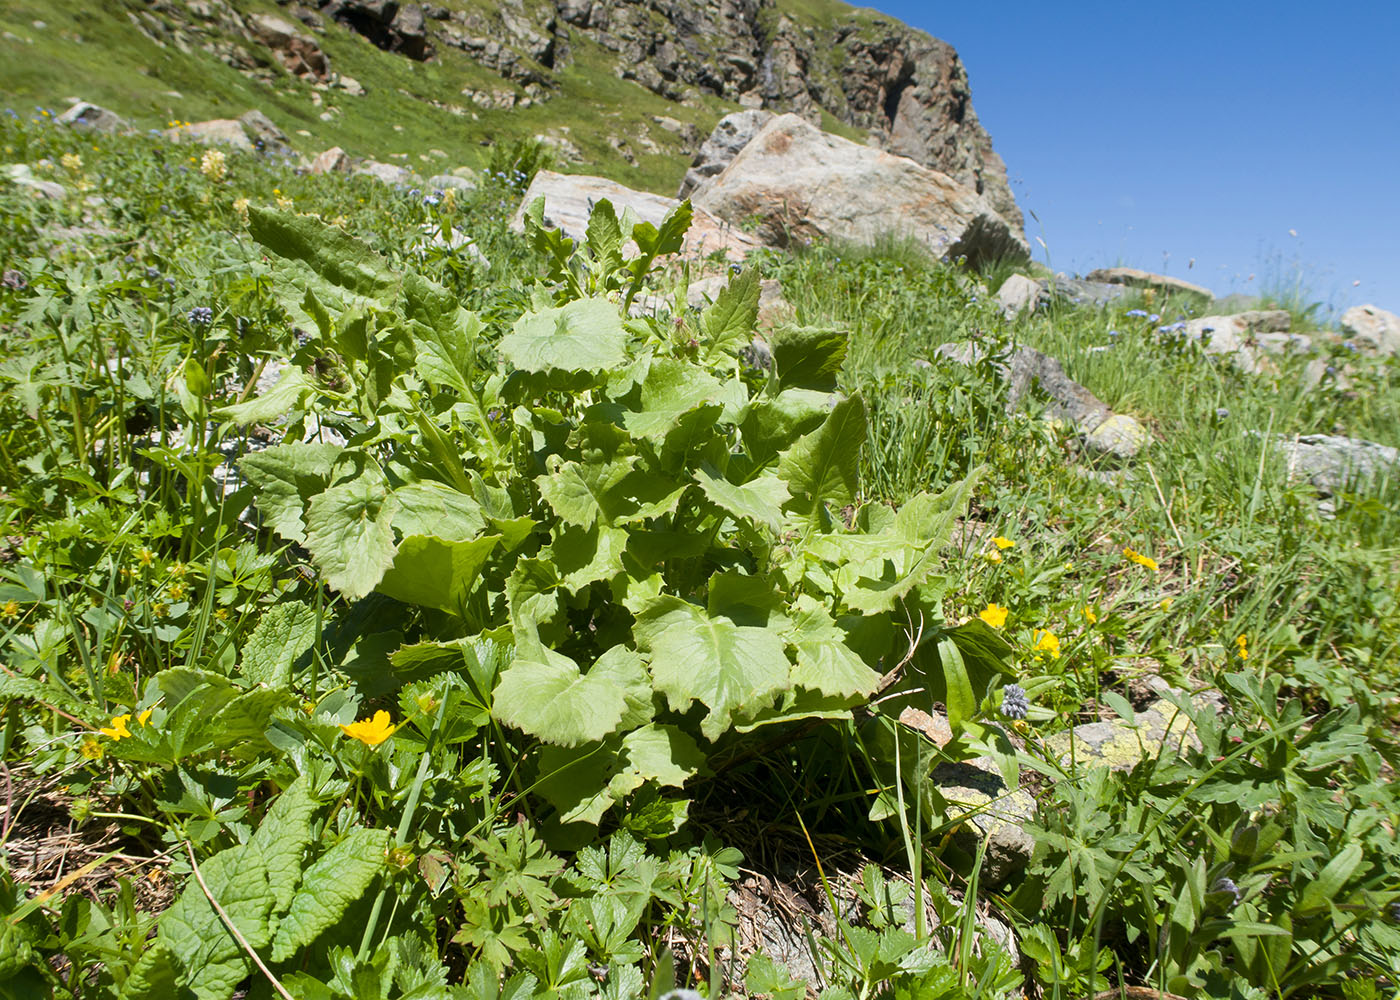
top-left (929, 757), bottom-right (1036, 885)
top-left (309, 146), bottom-right (349, 174)
top-left (1340, 303), bottom-right (1400, 355)
top-left (246, 12), bottom-right (329, 81)
top-left (692, 114), bottom-right (1027, 267)
top-left (238, 110), bottom-right (292, 155)
top-left (168, 119), bottom-right (254, 151)
top-left (676, 109), bottom-right (773, 199)
top-left (996, 273), bottom-right (1041, 319)
top-left (1049, 274), bottom-right (1133, 307)
top-left (1085, 266), bottom-right (1214, 302)
top-left (355, 160), bottom-right (415, 185)
top-left (1255, 332), bottom-right (1313, 355)
top-left (1268, 433), bottom-right (1400, 494)
top-left (1178, 311), bottom-right (1295, 373)
top-left (512, 169), bottom-right (761, 264)
top-left (934, 341), bottom-right (1147, 459)
top-left (2, 164), bottom-right (66, 200)
top-left (55, 101), bottom-right (124, 133)
top-left (1044, 696), bottom-right (1205, 771)
top-left (426, 173), bottom-right (475, 192)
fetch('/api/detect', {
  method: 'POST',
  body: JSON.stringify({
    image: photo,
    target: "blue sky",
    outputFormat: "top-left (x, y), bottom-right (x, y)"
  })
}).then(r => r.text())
top-left (864, 1), bottom-right (1400, 314)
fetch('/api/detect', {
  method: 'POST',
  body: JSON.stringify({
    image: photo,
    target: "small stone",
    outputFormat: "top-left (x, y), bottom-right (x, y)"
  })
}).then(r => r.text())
top-left (1084, 413), bottom-right (1149, 460)
top-left (996, 273), bottom-right (1042, 319)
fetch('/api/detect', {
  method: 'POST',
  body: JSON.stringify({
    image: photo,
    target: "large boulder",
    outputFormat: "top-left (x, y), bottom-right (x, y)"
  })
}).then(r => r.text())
top-left (1177, 310), bottom-right (1295, 374)
top-left (322, 0), bottom-right (432, 60)
top-left (247, 12), bottom-right (330, 81)
top-left (55, 101), bottom-right (125, 134)
top-left (676, 109), bottom-right (774, 199)
top-left (1340, 304), bottom-right (1400, 356)
top-left (166, 119), bottom-right (254, 151)
top-left (238, 110), bottom-right (292, 156)
top-left (691, 114), bottom-right (1027, 267)
top-left (511, 170), bottom-right (762, 264)
top-left (1085, 266), bottom-right (1214, 303)
top-left (1268, 434), bottom-right (1400, 494)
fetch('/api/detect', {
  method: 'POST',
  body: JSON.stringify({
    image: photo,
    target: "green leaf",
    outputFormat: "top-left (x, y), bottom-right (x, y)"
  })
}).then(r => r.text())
top-left (621, 359), bottom-right (724, 441)
top-left (269, 827), bottom-right (390, 962)
top-left (240, 443), bottom-right (341, 545)
top-left (413, 306), bottom-right (485, 396)
top-left (634, 599), bottom-right (791, 742)
top-left (936, 637), bottom-right (975, 729)
top-left (246, 777), bottom-right (318, 912)
top-left (248, 206), bottom-right (397, 300)
top-left (694, 466), bottom-right (789, 532)
top-left (1296, 842), bottom-right (1364, 915)
top-left (535, 724), bottom-right (703, 825)
top-left (740, 388), bottom-right (832, 464)
top-left (158, 846), bottom-right (273, 1000)
top-left (777, 396), bottom-right (866, 525)
top-left (500, 298), bottom-right (628, 374)
top-left (549, 523), bottom-right (630, 593)
top-left (585, 199), bottom-right (625, 281)
top-left (785, 596), bottom-right (881, 698)
top-left (536, 456), bottom-right (636, 529)
top-left (377, 534), bottom-right (500, 615)
top-left (120, 940), bottom-right (184, 1000)
top-left (216, 365), bottom-right (312, 426)
top-left (493, 646), bottom-right (652, 746)
top-left (242, 601), bottom-right (317, 688)
top-left (699, 269), bottom-right (759, 356)
top-left (304, 477), bottom-right (400, 599)
top-left (769, 326), bottom-right (848, 392)
top-left (392, 481), bottom-right (489, 541)
top-left (631, 200), bottom-right (692, 259)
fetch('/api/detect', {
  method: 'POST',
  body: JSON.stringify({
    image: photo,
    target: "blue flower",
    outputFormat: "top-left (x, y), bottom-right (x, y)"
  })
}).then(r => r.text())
top-left (1216, 407), bottom-right (1230, 420)
top-left (1210, 877), bottom-right (1242, 910)
top-left (1000, 684), bottom-right (1030, 720)
top-left (1148, 313), bottom-right (1161, 323)
top-left (1107, 329), bottom-right (1120, 338)
top-left (187, 306), bottom-right (213, 326)
top-left (1125, 309), bottom-right (1148, 318)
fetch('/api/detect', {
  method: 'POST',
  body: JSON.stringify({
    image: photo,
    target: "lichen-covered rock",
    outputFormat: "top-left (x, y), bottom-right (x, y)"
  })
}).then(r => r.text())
top-left (1268, 433), bottom-right (1400, 494)
top-left (692, 114), bottom-right (1026, 267)
top-left (1340, 303), bottom-right (1400, 356)
top-left (677, 109), bottom-right (774, 198)
top-left (1085, 266), bottom-right (1214, 302)
top-left (929, 757), bottom-right (1037, 885)
top-left (1043, 697), bottom-right (1201, 772)
top-left (56, 101), bottom-right (125, 134)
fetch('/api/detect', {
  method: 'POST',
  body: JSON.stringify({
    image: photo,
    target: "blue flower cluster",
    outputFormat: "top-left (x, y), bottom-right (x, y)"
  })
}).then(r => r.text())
top-left (1157, 321), bottom-right (1189, 335)
top-left (1000, 683), bottom-right (1030, 720)
top-left (187, 306), bottom-right (213, 326)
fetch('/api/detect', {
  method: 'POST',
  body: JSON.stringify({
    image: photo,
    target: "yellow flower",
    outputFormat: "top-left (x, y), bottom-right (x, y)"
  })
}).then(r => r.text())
top-left (1, 599), bottom-right (19, 620)
top-left (199, 148), bottom-right (227, 182)
top-left (1158, 597), bottom-right (1173, 610)
top-left (978, 604), bottom-right (1009, 629)
top-left (100, 714), bottom-right (132, 740)
top-left (169, 562), bottom-right (187, 578)
top-left (232, 196), bottom-right (250, 222)
top-left (1082, 606), bottom-right (1097, 624)
top-left (1123, 547), bottom-right (1159, 572)
top-left (214, 607), bottom-right (229, 622)
top-left (137, 709), bottom-right (153, 727)
top-left (340, 710), bottom-right (397, 747)
top-left (983, 551), bottom-right (1002, 564)
top-left (1063, 561), bottom-right (1074, 572)
top-left (991, 536), bottom-right (1015, 550)
top-left (1032, 629), bottom-right (1061, 659)
top-left (79, 736), bottom-right (104, 760)
top-left (1236, 635), bottom-right (1248, 660)
top-left (275, 195), bottom-right (294, 210)
top-left (136, 547), bottom-right (155, 567)
top-left (60, 152), bottom-right (83, 172)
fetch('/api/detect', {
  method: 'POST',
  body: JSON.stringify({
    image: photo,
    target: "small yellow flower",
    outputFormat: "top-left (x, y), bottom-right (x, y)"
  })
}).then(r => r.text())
top-left (275, 195), bottom-right (294, 210)
top-left (214, 607), bottom-right (230, 622)
top-left (169, 562), bottom-right (187, 578)
top-left (991, 536), bottom-right (1015, 550)
top-left (232, 196), bottom-right (250, 222)
top-left (151, 602), bottom-right (168, 619)
top-left (199, 148), bottom-right (227, 182)
top-left (983, 551), bottom-right (1002, 564)
top-left (1, 599), bottom-right (19, 620)
top-left (137, 709), bottom-right (153, 727)
top-left (1158, 597), bottom-right (1173, 610)
top-left (168, 583), bottom-right (186, 601)
top-left (1236, 635), bottom-right (1248, 660)
top-left (1082, 606), bottom-right (1097, 624)
top-left (60, 152), bottom-right (83, 172)
top-left (340, 710), bottom-right (397, 747)
top-left (100, 714), bottom-right (133, 740)
top-left (978, 604), bottom-right (1009, 629)
top-left (106, 650), bottom-right (122, 676)
top-left (79, 736), bottom-right (105, 760)
top-left (1123, 547), bottom-right (1159, 572)
top-left (136, 547), bottom-right (155, 567)
top-left (1032, 629), bottom-right (1061, 659)
top-left (1063, 561), bottom-right (1074, 572)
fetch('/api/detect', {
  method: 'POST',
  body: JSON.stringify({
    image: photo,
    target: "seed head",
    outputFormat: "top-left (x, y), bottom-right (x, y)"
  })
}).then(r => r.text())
top-left (1000, 683), bottom-right (1030, 720)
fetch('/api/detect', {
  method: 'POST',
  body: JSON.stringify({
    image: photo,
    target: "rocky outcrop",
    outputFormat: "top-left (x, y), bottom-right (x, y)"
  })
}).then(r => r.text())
top-left (511, 170), bottom-right (762, 263)
top-left (56, 101), bottom-right (126, 134)
top-left (996, 274), bottom-right (1041, 319)
top-left (1340, 304), bottom-right (1400, 356)
top-left (934, 341), bottom-right (1149, 460)
top-left (677, 109), bottom-right (773, 198)
top-left (691, 114), bottom-right (1025, 267)
top-left (247, 12), bottom-right (330, 81)
top-left (1176, 311), bottom-right (1308, 374)
top-left (1085, 266), bottom-right (1214, 303)
top-left (1268, 434), bottom-right (1400, 494)
top-left (320, 1), bottom-right (432, 60)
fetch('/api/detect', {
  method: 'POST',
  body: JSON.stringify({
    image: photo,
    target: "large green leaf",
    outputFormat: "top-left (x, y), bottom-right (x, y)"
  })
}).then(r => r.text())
top-left (535, 456), bottom-right (636, 529)
top-left (694, 466), bottom-right (789, 532)
top-left (120, 940), bottom-right (184, 1000)
top-left (549, 523), bottom-right (630, 593)
top-left (412, 304), bottom-right (485, 396)
top-left (158, 847), bottom-right (273, 1000)
top-left (216, 366), bottom-right (312, 427)
top-left (246, 777), bottom-right (318, 912)
top-left (248, 206), bottom-right (397, 300)
top-left (500, 297), bottom-right (628, 374)
top-left (770, 326), bottom-right (847, 391)
top-left (304, 477), bottom-right (400, 599)
top-left (634, 599), bottom-right (791, 742)
top-left (699, 269), bottom-right (760, 356)
top-left (535, 724), bottom-right (704, 825)
top-left (740, 388), bottom-right (834, 463)
top-left (621, 359), bottom-right (724, 441)
top-left (777, 396), bottom-right (866, 525)
top-left (785, 596), bottom-right (881, 698)
top-left (493, 645), bottom-right (652, 746)
top-left (242, 601), bottom-right (317, 688)
top-left (392, 481), bottom-right (489, 541)
top-left (377, 534), bottom-right (500, 614)
top-left (240, 443), bottom-right (341, 545)
top-left (269, 827), bottom-right (390, 962)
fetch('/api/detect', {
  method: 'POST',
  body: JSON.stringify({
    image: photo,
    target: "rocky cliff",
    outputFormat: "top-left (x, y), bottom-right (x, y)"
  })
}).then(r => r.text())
top-left (438, 0), bottom-right (1021, 228)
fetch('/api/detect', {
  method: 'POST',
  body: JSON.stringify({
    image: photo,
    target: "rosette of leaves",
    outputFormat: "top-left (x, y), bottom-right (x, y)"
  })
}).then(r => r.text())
top-left (228, 201), bottom-right (1013, 830)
